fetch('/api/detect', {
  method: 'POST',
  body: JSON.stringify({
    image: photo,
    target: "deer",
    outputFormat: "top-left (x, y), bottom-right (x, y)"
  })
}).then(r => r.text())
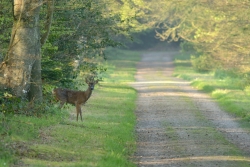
top-left (53, 78), bottom-right (98, 121)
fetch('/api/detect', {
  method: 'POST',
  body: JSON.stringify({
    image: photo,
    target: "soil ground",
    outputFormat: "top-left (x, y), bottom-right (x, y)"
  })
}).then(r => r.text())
top-left (132, 52), bottom-right (250, 167)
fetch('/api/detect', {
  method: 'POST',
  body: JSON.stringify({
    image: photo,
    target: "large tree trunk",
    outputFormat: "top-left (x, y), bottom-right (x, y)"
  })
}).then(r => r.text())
top-left (0, 0), bottom-right (42, 101)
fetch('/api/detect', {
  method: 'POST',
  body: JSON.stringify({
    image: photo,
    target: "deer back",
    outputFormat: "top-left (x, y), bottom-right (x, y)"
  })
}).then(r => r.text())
top-left (53, 87), bottom-right (93, 106)
top-left (53, 88), bottom-right (68, 102)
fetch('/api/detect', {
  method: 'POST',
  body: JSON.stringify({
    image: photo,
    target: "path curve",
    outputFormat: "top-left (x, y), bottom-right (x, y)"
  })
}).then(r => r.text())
top-left (132, 52), bottom-right (250, 167)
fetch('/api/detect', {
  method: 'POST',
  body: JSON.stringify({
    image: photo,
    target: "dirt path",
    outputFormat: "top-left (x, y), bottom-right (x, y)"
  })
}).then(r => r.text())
top-left (132, 52), bottom-right (250, 167)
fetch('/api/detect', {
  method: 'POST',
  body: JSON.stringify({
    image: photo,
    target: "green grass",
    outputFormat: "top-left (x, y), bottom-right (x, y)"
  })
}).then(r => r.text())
top-left (0, 48), bottom-right (141, 167)
top-left (174, 52), bottom-right (250, 122)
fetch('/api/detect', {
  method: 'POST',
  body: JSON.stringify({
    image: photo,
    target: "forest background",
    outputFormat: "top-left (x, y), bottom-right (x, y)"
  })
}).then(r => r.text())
top-left (1, 0), bottom-right (250, 166)
top-left (1, 0), bottom-right (250, 110)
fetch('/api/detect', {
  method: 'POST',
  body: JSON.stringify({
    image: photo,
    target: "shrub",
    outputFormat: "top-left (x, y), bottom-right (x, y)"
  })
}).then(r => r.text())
top-left (180, 41), bottom-right (195, 52)
top-left (191, 54), bottom-right (216, 72)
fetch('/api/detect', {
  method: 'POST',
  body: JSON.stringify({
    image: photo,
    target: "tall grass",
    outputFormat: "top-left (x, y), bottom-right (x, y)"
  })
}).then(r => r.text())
top-left (0, 48), bottom-right (141, 167)
top-left (174, 52), bottom-right (250, 122)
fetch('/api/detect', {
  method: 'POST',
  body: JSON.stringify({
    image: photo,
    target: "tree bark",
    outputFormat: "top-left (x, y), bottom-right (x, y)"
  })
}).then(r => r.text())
top-left (0, 0), bottom-right (43, 101)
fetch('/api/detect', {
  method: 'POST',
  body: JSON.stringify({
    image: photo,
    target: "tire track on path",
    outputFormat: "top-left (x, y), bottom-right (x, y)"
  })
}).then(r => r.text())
top-left (132, 52), bottom-right (250, 167)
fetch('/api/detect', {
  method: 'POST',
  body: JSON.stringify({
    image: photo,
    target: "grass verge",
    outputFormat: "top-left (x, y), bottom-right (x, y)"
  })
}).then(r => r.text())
top-left (173, 52), bottom-right (250, 122)
top-left (0, 48), bottom-right (141, 167)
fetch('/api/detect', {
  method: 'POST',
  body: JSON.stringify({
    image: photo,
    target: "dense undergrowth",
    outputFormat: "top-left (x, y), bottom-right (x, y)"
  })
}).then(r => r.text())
top-left (174, 52), bottom-right (250, 122)
top-left (0, 48), bottom-right (140, 167)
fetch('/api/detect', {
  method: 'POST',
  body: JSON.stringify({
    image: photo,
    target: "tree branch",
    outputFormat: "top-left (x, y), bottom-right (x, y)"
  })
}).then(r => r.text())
top-left (40, 0), bottom-right (54, 46)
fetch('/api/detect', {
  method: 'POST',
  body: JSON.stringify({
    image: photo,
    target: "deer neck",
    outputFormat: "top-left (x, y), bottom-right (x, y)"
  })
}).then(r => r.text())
top-left (85, 86), bottom-right (93, 100)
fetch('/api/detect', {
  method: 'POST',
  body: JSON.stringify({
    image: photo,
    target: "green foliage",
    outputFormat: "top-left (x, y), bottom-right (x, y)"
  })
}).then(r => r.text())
top-left (0, 0), bottom-right (144, 117)
top-left (154, 0), bottom-right (250, 76)
top-left (125, 29), bottom-right (166, 50)
top-left (1, 0), bottom-right (146, 91)
top-left (214, 69), bottom-right (238, 79)
top-left (191, 80), bottom-right (215, 93)
top-left (191, 54), bottom-right (217, 72)
top-left (0, 0), bottom-right (12, 59)
top-left (174, 52), bottom-right (250, 122)
top-left (40, 0), bottom-right (139, 88)
top-left (180, 41), bottom-right (195, 52)
top-left (214, 69), bottom-right (250, 90)
top-left (0, 87), bottom-right (59, 116)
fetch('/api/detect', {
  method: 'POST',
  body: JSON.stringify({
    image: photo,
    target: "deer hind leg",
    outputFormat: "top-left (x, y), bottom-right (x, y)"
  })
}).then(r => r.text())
top-left (59, 101), bottom-right (66, 108)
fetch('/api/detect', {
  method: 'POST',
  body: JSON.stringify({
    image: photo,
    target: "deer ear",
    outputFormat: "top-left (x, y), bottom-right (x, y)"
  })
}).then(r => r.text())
top-left (95, 80), bottom-right (99, 84)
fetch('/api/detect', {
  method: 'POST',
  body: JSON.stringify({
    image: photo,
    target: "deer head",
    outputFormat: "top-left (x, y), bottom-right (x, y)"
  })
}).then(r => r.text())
top-left (85, 77), bottom-right (99, 90)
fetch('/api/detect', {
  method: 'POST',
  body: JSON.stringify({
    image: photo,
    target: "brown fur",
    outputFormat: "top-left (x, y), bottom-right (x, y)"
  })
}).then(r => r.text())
top-left (53, 80), bottom-right (98, 121)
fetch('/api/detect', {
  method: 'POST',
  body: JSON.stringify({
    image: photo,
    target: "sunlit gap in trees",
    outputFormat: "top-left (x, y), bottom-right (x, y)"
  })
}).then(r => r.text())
top-left (130, 81), bottom-right (191, 84)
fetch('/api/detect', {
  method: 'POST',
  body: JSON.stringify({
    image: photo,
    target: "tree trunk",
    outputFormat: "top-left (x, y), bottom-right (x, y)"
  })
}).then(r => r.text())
top-left (0, 0), bottom-right (43, 101)
top-left (28, 48), bottom-right (43, 102)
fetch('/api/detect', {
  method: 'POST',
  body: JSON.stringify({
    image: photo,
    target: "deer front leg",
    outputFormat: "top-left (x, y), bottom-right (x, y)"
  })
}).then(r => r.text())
top-left (79, 107), bottom-right (83, 121)
top-left (76, 103), bottom-right (82, 121)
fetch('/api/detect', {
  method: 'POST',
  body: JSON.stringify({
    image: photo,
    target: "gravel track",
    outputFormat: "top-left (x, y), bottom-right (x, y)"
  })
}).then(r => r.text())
top-left (132, 52), bottom-right (250, 167)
